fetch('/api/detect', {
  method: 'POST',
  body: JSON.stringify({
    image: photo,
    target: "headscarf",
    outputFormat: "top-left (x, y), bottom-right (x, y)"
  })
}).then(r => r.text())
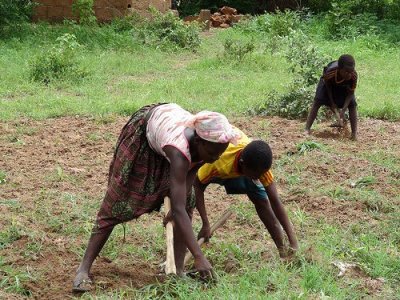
top-left (184, 111), bottom-right (240, 145)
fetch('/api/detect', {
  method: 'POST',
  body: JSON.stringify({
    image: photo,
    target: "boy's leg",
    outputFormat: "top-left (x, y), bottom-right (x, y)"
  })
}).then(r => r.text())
top-left (305, 100), bottom-right (322, 133)
top-left (349, 105), bottom-right (358, 140)
top-left (73, 227), bottom-right (113, 291)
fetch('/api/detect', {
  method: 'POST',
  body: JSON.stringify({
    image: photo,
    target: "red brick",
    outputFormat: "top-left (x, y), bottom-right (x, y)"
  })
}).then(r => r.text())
top-left (95, 7), bottom-right (114, 21)
top-left (48, 6), bottom-right (64, 21)
top-left (63, 6), bottom-right (75, 19)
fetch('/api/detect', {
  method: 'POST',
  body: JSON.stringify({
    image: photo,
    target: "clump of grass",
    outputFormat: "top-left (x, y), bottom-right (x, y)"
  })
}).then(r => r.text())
top-left (296, 141), bottom-right (324, 155)
top-left (0, 170), bottom-right (7, 184)
top-left (29, 33), bottom-right (88, 84)
top-left (132, 8), bottom-right (201, 51)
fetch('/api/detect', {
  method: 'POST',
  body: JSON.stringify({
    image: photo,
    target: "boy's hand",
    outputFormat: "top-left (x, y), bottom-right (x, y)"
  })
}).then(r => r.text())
top-left (198, 224), bottom-right (211, 242)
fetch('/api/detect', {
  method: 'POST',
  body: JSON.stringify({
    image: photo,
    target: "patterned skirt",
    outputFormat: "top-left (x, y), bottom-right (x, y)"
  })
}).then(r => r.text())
top-left (94, 104), bottom-right (194, 233)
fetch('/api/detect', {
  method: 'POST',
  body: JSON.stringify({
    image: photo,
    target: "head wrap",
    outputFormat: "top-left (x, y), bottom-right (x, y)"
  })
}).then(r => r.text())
top-left (184, 111), bottom-right (240, 145)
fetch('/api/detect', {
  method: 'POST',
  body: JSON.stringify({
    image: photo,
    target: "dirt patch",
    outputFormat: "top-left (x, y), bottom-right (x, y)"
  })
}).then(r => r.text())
top-left (1, 115), bottom-right (399, 299)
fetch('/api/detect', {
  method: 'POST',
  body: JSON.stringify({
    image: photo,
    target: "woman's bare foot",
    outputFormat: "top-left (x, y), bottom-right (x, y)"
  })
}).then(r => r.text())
top-left (72, 271), bottom-right (93, 293)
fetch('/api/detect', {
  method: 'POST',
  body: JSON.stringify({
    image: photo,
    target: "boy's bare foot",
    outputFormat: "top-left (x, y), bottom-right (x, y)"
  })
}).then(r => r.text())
top-left (304, 129), bottom-right (311, 135)
top-left (72, 272), bottom-right (93, 293)
top-left (350, 133), bottom-right (357, 141)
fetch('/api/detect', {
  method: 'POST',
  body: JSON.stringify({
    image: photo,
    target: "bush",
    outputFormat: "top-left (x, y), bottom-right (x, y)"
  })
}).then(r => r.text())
top-left (235, 10), bottom-right (304, 37)
top-left (72, 0), bottom-right (96, 26)
top-left (222, 38), bottom-right (255, 62)
top-left (29, 33), bottom-right (87, 84)
top-left (253, 30), bottom-right (327, 119)
top-left (0, 0), bottom-right (35, 36)
top-left (132, 9), bottom-right (201, 50)
top-left (304, 0), bottom-right (400, 20)
top-left (324, 4), bottom-right (379, 39)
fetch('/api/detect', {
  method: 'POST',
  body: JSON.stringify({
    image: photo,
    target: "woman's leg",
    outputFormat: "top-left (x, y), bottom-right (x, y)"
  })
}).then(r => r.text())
top-left (73, 227), bottom-right (114, 291)
top-left (305, 100), bottom-right (322, 133)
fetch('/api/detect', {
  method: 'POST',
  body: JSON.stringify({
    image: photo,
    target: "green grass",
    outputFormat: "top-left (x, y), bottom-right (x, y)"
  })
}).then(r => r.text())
top-left (1, 15), bottom-right (399, 299)
top-left (2, 19), bottom-right (399, 121)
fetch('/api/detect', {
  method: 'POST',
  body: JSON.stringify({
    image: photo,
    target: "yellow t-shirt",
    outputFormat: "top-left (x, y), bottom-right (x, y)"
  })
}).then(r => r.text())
top-left (197, 128), bottom-right (274, 186)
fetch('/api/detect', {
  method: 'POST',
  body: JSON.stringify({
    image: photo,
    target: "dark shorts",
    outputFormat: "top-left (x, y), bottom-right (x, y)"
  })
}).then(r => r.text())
top-left (94, 104), bottom-right (195, 233)
top-left (209, 176), bottom-right (268, 201)
top-left (315, 78), bottom-right (357, 109)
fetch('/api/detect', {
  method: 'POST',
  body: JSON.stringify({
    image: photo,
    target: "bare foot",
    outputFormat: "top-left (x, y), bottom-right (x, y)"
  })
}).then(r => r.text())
top-left (304, 129), bottom-right (311, 136)
top-left (351, 134), bottom-right (358, 141)
top-left (72, 272), bottom-right (93, 293)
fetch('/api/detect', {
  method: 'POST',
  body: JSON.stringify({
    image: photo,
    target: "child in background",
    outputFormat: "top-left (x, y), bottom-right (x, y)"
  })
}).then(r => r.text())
top-left (305, 54), bottom-right (358, 140)
top-left (72, 103), bottom-right (240, 292)
top-left (194, 127), bottom-right (298, 258)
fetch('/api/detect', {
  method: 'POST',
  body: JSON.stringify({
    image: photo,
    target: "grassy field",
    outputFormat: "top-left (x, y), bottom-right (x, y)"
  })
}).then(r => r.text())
top-left (1, 15), bottom-right (399, 299)
top-left (0, 19), bottom-right (399, 121)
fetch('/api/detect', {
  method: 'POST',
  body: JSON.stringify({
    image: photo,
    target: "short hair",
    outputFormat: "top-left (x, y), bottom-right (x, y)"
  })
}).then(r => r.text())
top-left (338, 54), bottom-right (355, 69)
top-left (241, 140), bottom-right (272, 171)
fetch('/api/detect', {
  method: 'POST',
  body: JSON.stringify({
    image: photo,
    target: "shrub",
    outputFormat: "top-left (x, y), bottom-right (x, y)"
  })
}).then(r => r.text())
top-left (132, 9), bottom-right (201, 50)
top-left (0, 0), bottom-right (35, 37)
top-left (222, 38), bottom-right (255, 62)
top-left (29, 33), bottom-right (87, 84)
top-left (235, 10), bottom-right (304, 37)
top-left (72, 0), bottom-right (96, 26)
top-left (253, 30), bottom-right (327, 119)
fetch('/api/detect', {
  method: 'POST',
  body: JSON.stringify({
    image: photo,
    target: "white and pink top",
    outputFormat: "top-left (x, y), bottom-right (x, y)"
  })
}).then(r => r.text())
top-left (146, 103), bottom-right (192, 163)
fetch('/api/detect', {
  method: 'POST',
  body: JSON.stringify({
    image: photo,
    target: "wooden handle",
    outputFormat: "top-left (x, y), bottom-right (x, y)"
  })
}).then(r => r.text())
top-left (164, 197), bottom-right (176, 274)
top-left (183, 209), bottom-right (233, 266)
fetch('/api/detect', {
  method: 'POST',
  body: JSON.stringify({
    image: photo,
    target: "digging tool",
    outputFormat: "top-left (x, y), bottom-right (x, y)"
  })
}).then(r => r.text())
top-left (159, 208), bottom-right (233, 272)
top-left (164, 197), bottom-right (176, 275)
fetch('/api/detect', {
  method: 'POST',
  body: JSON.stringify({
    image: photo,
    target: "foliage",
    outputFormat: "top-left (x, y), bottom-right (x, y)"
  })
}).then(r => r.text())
top-left (0, 170), bottom-right (6, 184)
top-left (29, 33), bottom-right (87, 84)
top-left (254, 29), bottom-right (327, 119)
top-left (132, 9), bottom-right (201, 50)
top-left (72, 0), bottom-right (96, 26)
top-left (324, 5), bottom-right (379, 39)
top-left (235, 9), bottom-right (304, 37)
top-left (304, 0), bottom-right (400, 20)
top-left (0, 0), bottom-right (35, 37)
top-left (222, 38), bottom-right (255, 62)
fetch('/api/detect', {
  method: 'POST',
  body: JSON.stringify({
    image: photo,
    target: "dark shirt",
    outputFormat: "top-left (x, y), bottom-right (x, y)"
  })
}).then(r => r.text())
top-left (323, 61), bottom-right (357, 92)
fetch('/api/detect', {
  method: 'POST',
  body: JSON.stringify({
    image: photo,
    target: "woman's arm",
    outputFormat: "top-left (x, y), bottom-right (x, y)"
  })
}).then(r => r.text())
top-left (164, 146), bottom-right (213, 276)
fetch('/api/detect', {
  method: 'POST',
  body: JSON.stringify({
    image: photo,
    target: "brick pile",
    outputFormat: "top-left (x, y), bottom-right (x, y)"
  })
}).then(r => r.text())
top-left (183, 6), bottom-right (243, 29)
top-left (33, 0), bottom-right (171, 22)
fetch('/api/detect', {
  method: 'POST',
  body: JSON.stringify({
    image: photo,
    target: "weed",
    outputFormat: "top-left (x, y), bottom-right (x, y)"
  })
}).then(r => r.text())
top-left (350, 175), bottom-right (376, 188)
top-left (29, 33), bottom-right (88, 84)
top-left (296, 141), bottom-right (324, 155)
top-left (0, 170), bottom-right (6, 184)
top-left (132, 9), bottom-right (201, 51)
top-left (0, 219), bottom-right (24, 250)
top-left (222, 38), bottom-right (255, 63)
top-left (72, 0), bottom-right (96, 26)
top-left (0, 262), bottom-right (33, 296)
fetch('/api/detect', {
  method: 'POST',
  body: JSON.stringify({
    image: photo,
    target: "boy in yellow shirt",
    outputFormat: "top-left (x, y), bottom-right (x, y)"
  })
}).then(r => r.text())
top-left (194, 128), bottom-right (298, 257)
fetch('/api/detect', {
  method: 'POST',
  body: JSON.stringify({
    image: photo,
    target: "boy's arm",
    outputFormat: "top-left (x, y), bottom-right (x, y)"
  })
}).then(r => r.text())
top-left (324, 80), bottom-right (337, 113)
top-left (194, 176), bottom-right (211, 241)
top-left (340, 91), bottom-right (355, 118)
top-left (265, 182), bottom-right (299, 252)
